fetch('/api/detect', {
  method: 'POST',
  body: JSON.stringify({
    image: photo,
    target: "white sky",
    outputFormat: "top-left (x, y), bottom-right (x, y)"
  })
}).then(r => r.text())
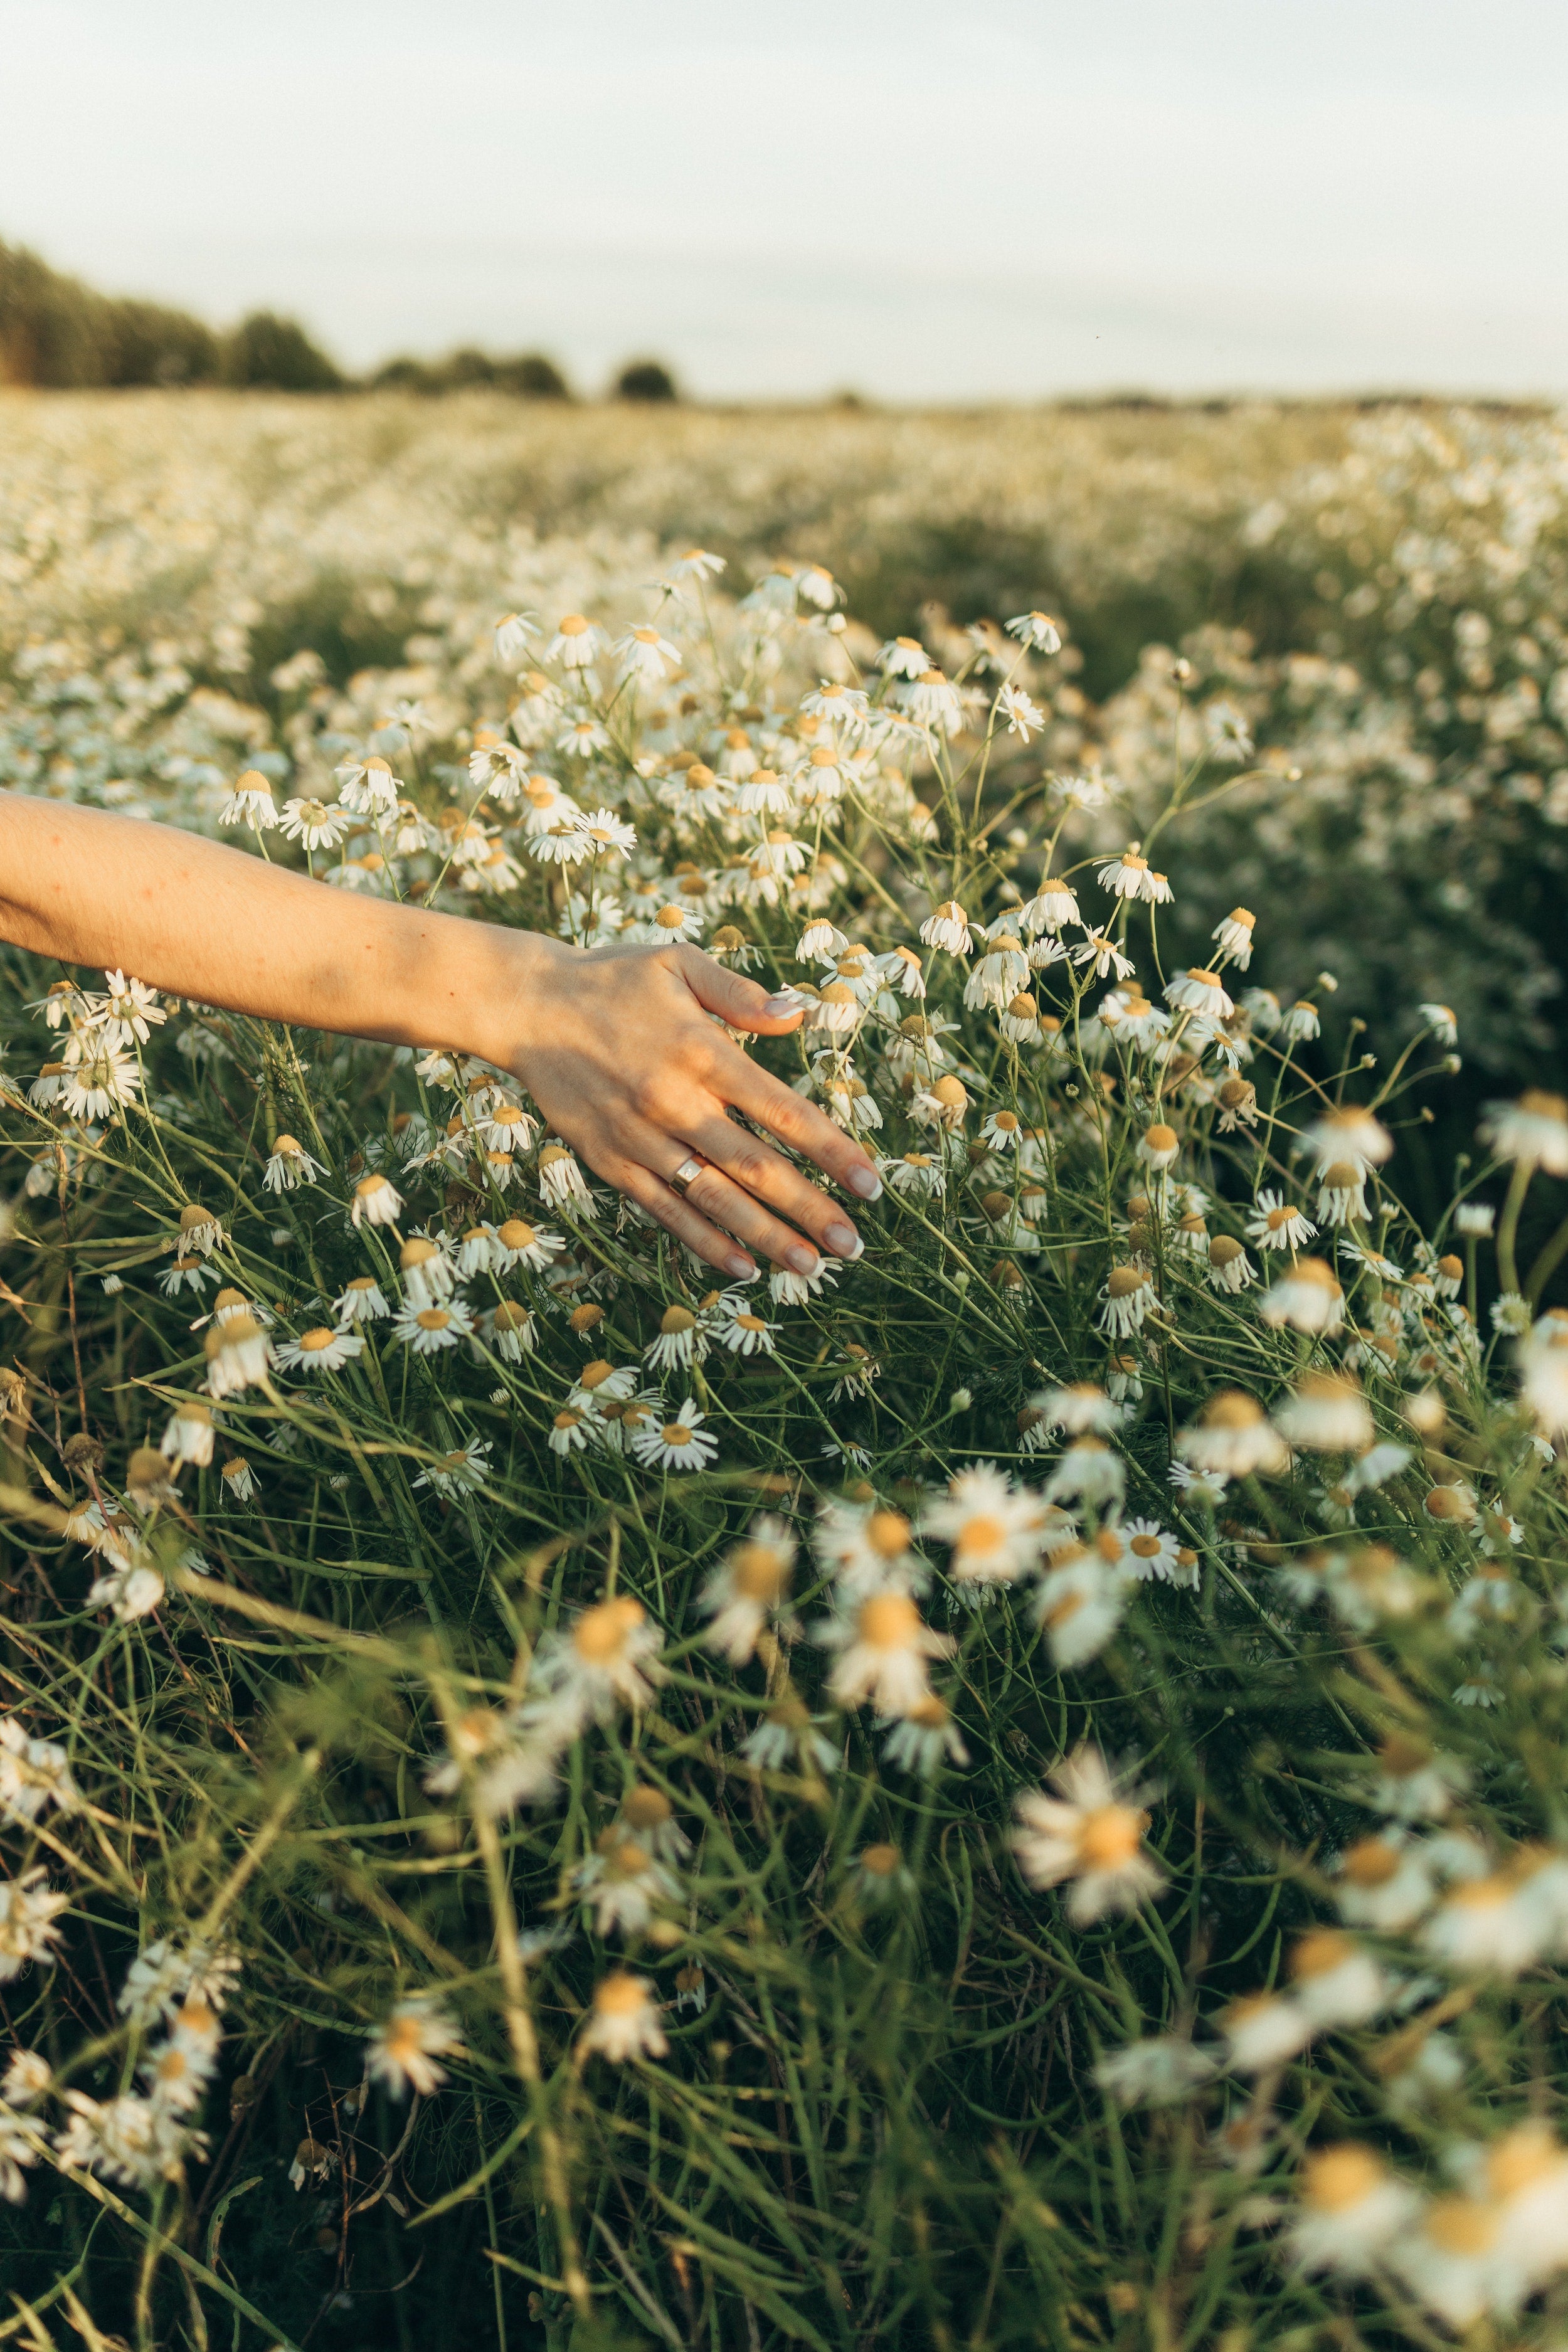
top-left (3, 0), bottom-right (1566, 399)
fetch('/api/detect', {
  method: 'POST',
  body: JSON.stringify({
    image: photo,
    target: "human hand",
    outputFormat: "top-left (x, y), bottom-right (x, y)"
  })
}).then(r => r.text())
top-left (480, 935), bottom-right (882, 1281)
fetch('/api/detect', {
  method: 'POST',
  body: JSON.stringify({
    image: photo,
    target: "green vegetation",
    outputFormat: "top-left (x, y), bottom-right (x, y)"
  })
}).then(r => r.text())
top-left (2, 541), bottom-right (1568, 2349)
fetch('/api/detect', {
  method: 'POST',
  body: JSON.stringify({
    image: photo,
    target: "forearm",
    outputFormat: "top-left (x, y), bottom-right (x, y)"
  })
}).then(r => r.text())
top-left (0, 797), bottom-right (529, 1060)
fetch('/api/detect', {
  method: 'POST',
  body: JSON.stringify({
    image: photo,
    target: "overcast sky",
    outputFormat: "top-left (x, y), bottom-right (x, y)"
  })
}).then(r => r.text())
top-left (3, 0), bottom-right (1566, 400)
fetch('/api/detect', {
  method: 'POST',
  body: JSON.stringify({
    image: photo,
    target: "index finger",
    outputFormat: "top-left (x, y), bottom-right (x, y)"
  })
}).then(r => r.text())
top-left (726, 1056), bottom-right (882, 1201)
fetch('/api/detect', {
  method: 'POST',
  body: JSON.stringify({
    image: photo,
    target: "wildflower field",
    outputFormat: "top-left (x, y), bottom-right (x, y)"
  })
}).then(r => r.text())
top-left (4, 391), bottom-right (1568, 2350)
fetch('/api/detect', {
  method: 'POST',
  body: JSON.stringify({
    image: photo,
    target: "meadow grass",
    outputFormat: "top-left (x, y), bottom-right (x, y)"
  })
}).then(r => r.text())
top-left (1, 401), bottom-right (1567, 2350)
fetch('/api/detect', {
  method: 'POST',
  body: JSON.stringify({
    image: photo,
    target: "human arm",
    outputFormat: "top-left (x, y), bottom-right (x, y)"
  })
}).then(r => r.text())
top-left (0, 797), bottom-right (881, 1279)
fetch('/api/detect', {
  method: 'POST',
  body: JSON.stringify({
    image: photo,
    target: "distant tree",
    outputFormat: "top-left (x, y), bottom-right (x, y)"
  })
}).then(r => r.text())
top-left (0, 243), bottom-right (100, 384)
top-left (492, 352), bottom-right (571, 400)
top-left (369, 346), bottom-right (573, 400)
top-left (0, 241), bottom-right (220, 388)
top-left (612, 358), bottom-right (679, 404)
top-left (441, 346), bottom-right (497, 389)
top-left (103, 299), bottom-right (218, 386)
top-left (220, 312), bottom-right (344, 393)
top-left (371, 355), bottom-right (437, 393)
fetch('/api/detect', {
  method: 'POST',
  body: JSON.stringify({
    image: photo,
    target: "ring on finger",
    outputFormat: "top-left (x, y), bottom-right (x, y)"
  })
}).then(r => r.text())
top-left (667, 1153), bottom-right (710, 1200)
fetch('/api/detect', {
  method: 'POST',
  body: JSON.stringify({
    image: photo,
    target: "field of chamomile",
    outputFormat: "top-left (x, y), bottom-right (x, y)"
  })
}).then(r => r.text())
top-left (4, 388), bottom-right (1568, 2351)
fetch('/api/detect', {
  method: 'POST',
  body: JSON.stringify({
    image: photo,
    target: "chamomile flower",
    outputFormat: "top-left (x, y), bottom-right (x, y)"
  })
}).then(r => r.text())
top-left (529, 1597), bottom-right (663, 1736)
top-left (1019, 876), bottom-right (1080, 933)
top-left (1137, 1121), bottom-right (1180, 1172)
top-left (483, 1300), bottom-right (537, 1361)
top-left (997, 684), bottom-right (1045, 739)
top-left (1044, 1439), bottom-right (1125, 1510)
top-left (642, 1305), bottom-right (702, 1372)
top-left (204, 1312), bottom-right (271, 1398)
top-left (699, 1517), bottom-right (796, 1664)
top-left (2, 2048), bottom-right (51, 2108)
top-left (1288, 1926), bottom-right (1388, 2028)
top-left (818, 1589), bottom-right (953, 1714)
top-left (580, 1973), bottom-right (667, 2064)
top-left (1246, 1190), bottom-right (1317, 1251)
top-left (413, 1441), bottom-right (490, 1498)
top-left (1007, 610), bottom-right (1062, 652)
top-left (964, 933), bottom-right (1030, 1010)
top-left (537, 1144), bottom-right (596, 1214)
top-left (90, 1558), bottom-right (166, 1620)
top-left (1097, 850), bottom-right (1153, 901)
top-left (1177, 1391), bottom-right (1288, 1478)
top-left (1029, 1382), bottom-right (1121, 1439)
top-left (0, 1721), bottom-right (78, 1827)
top-left (0, 1871), bottom-right (70, 1982)
top-left (275, 1326), bottom-right (364, 1374)
top-left (575, 1834), bottom-right (679, 1938)
top-left (335, 753), bottom-right (400, 817)
top-left (549, 1407), bottom-right (591, 1456)
top-left (1210, 908), bottom-right (1256, 968)
top-left (1274, 1372), bottom-right (1373, 1451)
top-left (615, 625), bottom-right (681, 682)
top-left (1119, 1520), bottom-right (1185, 1583)
top-left (219, 1456), bottom-right (258, 1505)
top-left (770, 1260), bottom-right (838, 1307)
top-left (366, 2000), bottom-right (464, 2099)
top-left (1481, 1088), bottom-right (1568, 1173)
top-left (1260, 1256), bottom-right (1345, 1334)
top-left (1287, 2144), bottom-right (1416, 2277)
top-left (278, 797), bottom-right (346, 852)
top-left (1335, 1835), bottom-right (1437, 1932)
top-left (630, 1398), bottom-right (718, 1473)
top-left (570, 1360), bottom-right (638, 1411)
top-left (919, 901), bottom-right (972, 955)
top-left (1011, 1746), bottom-right (1165, 1923)
top-left (59, 1044), bottom-right (140, 1121)
top-left (884, 1149), bottom-right (944, 1198)
top-left (393, 1301), bottom-right (474, 1354)
top-left (160, 1253), bottom-right (210, 1298)
top-left (1300, 1104), bottom-right (1394, 1175)
top-left (350, 1172), bottom-right (403, 1228)
top-left (712, 1304), bottom-right (777, 1356)
top-left (262, 1133), bottom-right (322, 1192)
top-left (493, 1217), bottom-right (566, 1272)
top-left (813, 1498), bottom-right (926, 1597)
top-left (493, 610), bottom-right (538, 662)
top-left (879, 635), bottom-right (931, 679)
top-left (667, 546), bottom-right (726, 584)
top-left (399, 1235), bottom-right (455, 1307)
top-left (335, 1273), bottom-right (389, 1322)
top-left (997, 990), bottom-right (1041, 1044)
top-left (547, 613), bottom-right (607, 668)
top-left (1164, 967), bottom-right (1233, 1020)
top-left (218, 770), bottom-right (279, 829)
top-left (922, 1463), bottom-right (1046, 1586)
top-left (879, 1692), bottom-right (969, 1774)
top-left (1095, 2035), bottom-right (1217, 2111)
top-left (1099, 1264), bottom-right (1156, 1338)
top-left (1316, 1160), bottom-right (1368, 1224)
top-left (159, 1399), bottom-right (215, 1467)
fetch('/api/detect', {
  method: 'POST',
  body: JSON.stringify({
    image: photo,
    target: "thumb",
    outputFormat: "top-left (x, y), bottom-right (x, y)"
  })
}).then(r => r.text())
top-left (682, 952), bottom-right (809, 1034)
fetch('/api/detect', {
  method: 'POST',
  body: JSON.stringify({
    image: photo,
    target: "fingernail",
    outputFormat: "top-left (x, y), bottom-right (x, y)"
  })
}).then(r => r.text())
top-left (726, 1252), bottom-right (758, 1281)
top-left (763, 989), bottom-right (807, 1017)
top-left (845, 1166), bottom-right (882, 1200)
top-left (825, 1221), bottom-right (862, 1259)
top-left (786, 1244), bottom-right (819, 1275)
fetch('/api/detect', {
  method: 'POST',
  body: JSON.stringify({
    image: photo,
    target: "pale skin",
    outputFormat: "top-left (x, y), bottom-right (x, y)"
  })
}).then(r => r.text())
top-left (0, 799), bottom-right (882, 1279)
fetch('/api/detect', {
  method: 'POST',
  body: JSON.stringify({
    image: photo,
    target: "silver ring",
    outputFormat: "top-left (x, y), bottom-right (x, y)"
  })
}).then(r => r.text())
top-left (668, 1154), bottom-right (708, 1200)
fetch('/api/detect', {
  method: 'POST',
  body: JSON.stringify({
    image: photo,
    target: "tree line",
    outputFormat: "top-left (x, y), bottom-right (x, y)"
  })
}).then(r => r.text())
top-left (0, 240), bottom-right (678, 400)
